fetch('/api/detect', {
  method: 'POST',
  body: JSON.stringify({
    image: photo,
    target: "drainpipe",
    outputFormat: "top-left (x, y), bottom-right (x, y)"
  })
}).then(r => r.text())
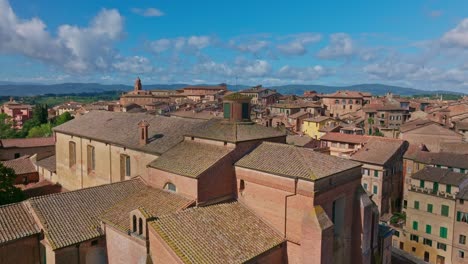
top-left (284, 177), bottom-right (299, 238)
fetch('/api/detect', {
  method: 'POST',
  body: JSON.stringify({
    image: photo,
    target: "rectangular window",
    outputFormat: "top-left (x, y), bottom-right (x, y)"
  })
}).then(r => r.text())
top-left (433, 182), bottom-right (439, 193)
top-left (437, 242), bottom-right (447, 251)
top-left (363, 183), bottom-right (368, 190)
top-left (413, 221), bottom-right (419, 231)
top-left (241, 103), bottom-right (249, 119)
top-left (459, 251), bottom-right (465, 258)
top-left (69, 141), bottom-right (76, 167)
top-left (420, 180), bottom-right (425, 188)
top-left (363, 169), bottom-right (369, 176)
top-left (446, 184), bottom-right (452, 193)
top-left (404, 200), bottom-right (407, 209)
top-left (410, 234), bottom-right (419, 242)
top-left (427, 204), bottom-right (433, 213)
top-left (223, 103), bottom-right (231, 119)
top-left (460, 235), bottom-right (466, 245)
top-left (414, 201), bottom-right (420, 210)
top-left (426, 224), bottom-right (432, 234)
top-left (120, 154), bottom-right (131, 178)
top-left (373, 185), bottom-right (378, 195)
top-left (394, 230), bottom-right (400, 237)
top-left (458, 211), bottom-right (463, 221)
top-left (440, 227), bottom-right (448, 239)
top-left (441, 205), bottom-right (449, 217)
top-left (462, 169), bottom-right (466, 174)
top-left (374, 170), bottom-right (379, 177)
top-left (423, 238), bottom-right (432, 246)
top-left (87, 145), bottom-right (95, 171)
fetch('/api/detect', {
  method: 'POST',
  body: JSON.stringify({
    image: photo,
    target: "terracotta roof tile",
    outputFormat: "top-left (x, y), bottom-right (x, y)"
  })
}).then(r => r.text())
top-left (150, 202), bottom-right (284, 264)
top-left (101, 187), bottom-right (192, 233)
top-left (36, 155), bottom-right (56, 172)
top-left (320, 132), bottom-right (370, 144)
top-left (411, 167), bottom-right (467, 186)
top-left (0, 137), bottom-right (54, 148)
top-left (1, 157), bottom-right (37, 175)
top-left (235, 142), bottom-right (361, 181)
top-left (29, 179), bottom-right (146, 249)
top-left (0, 202), bottom-right (40, 244)
top-left (186, 119), bottom-right (286, 143)
top-left (350, 138), bottom-right (408, 166)
top-left (303, 116), bottom-right (333, 123)
top-left (53, 111), bottom-right (204, 155)
top-left (148, 141), bottom-right (233, 178)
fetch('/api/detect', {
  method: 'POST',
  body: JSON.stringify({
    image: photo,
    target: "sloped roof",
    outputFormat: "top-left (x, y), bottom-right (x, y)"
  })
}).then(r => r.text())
top-left (36, 155), bottom-right (56, 172)
top-left (186, 119), bottom-right (286, 143)
top-left (411, 167), bottom-right (467, 186)
top-left (29, 179), bottom-right (146, 250)
top-left (101, 187), bottom-right (192, 233)
top-left (0, 202), bottom-right (40, 244)
top-left (320, 132), bottom-right (369, 144)
top-left (235, 142), bottom-right (361, 181)
top-left (350, 138), bottom-right (408, 166)
top-left (150, 202), bottom-right (284, 264)
top-left (53, 111), bottom-right (204, 155)
top-left (148, 141), bottom-right (233, 178)
top-left (1, 157), bottom-right (36, 175)
top-left (321, 90), bottom-right (368, 99)
top-left (399, 119), bottom-right (438, 133)
top-left (404, 148), bottom-right (468, 169)
top-left (303, 116), bottom-right (333, 123)
top-left (0, 137), bottom-right (55, 148)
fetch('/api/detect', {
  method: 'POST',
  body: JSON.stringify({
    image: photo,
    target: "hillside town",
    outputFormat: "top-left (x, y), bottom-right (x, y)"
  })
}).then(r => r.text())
top-left (0, 77), bottom-right (466, 264)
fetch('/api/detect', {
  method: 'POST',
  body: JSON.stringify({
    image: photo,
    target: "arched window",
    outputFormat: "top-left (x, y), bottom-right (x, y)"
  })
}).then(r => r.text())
top-left (138, 218), bottom-right (143, 235)
top-left (132, 215), bottom-right (137, 232)
top-left (164, 182), bottom-right (177, 192)
top-left (240, 180), bottom-right (245, 192)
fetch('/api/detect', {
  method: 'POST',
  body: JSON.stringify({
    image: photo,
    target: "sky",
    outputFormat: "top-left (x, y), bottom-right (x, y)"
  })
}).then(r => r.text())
top-left (1, 0), bottom-right (468, 92)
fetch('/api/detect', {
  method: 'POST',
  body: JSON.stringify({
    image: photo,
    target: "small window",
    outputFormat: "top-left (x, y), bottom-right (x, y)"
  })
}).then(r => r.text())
top-left (394, 230), bottom-right (400, 237)
top-left (374, 170), bottom-right (379, 177)
top-left (240, 180), bottom-right (245, 192)
top-left (223, 103), bottom-right (231, 119)
top-left (412, 221), bottom-right (418, 231)
top-left (440, 227), bottom-right (448, 239)
top-left (138, 218), bottom-right (143, 235)
top-left (427, 204), bottom-right (433, 213)
top-left (426, 224), bottom-right (431, 234)
top-left (460, 235), bottom-right (466, 245)
top-left (437, 242), bottom-right (447, 251)
top-left (241, 103), bottom-right (249, 119)
top-left (87, 145), bottom-right (95, 171)
top-left (414, 201), bottom-right (420, 210)
top-left (373, 185), bottom-right (378, 195)
top-left (164, 182), bottom-right (176, 192)
top-left (423, 238), bottom-right (432, 246)
top-left (420, 180), bottom-right (425, 188)
top-left (363, 183), bottom-right (368, 190)
top-left (441, 205), bottom-right (449, 217)
top-left (69, 141), bottom-right (76, 167)
top-left (91, 240), bottom-right (98, 246)
top-left (14, 153), bottom-right (20, 159)
top-left (446, 184), bottom-right (452, 193)
top-left (132, 215), bottom-right (137, 232)
top-left (460, 251), bottom-right (465, 258)
top-left (410, 234), bottom-right (419, 242)
top-left (403, 200), bottom-right (407, 209)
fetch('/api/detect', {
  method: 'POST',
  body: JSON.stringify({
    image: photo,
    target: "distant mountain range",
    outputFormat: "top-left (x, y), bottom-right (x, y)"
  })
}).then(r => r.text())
top-left (0, 82), bottom-right (464, 97)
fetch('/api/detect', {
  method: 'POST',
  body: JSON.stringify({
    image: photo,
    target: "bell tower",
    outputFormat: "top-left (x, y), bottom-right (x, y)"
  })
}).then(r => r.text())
top-left (134, 77), bottom-right (142, 92)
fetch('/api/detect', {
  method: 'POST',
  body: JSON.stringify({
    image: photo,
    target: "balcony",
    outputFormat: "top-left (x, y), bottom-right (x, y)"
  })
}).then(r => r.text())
top-left (409, 185), bottom-right (457, 199)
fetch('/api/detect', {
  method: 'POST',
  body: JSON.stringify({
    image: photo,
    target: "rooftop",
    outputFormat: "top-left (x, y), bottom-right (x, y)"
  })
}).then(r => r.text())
top-left (404, 148), bottom-right (468, 169)
top-left (1, 157), bottom-right (37, 175)
top-left (101, 187), bottom-right (192, 234)
top-left (53, 111), bottom-right (204, 155)
top-left (321, 90), bottom-right (369, 99)
top-left (236, 142), bottom-right (361, 181)
top-left (303, 116), bottom-right (333, 123)
top-left (148, 141), bottom-right (233, 178)
top-left (29, 178), bottom-right (146, 250)
top-left (0, 202), bottom-right (40, 245)
top-left (36, 155), bottom-right (56, 172)
top-left (399, 119), bottom-right (437, 133)
top-left (186, 119), bottom-right (286, 143)
top-left (411, 167), bottom-right (468, 186)
top-left (350, 137), bottom-right (408, 166)
top-left (150, 202), bottom-right (284, 264)
top-left (320, 132), bottom-right (369, 144)
top-left (0, 137), bottom-right (55, 148)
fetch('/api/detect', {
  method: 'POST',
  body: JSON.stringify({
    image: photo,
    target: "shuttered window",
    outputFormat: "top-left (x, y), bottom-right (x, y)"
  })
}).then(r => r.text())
top-left (426, 224), bottom-right (432, 234)
top-left (440, 227), bottom-right (448, 239)
top-left (441, 205), bottom-right (449, 217)
top-left (412, 221), bottom-right (418, 231)
top-left (241, 103), bottom-right (249, 119)
top-left (69, 142), bottom-right (76, 167)
top-left (87, 145), bottom-right (95, 171)
top-left (120, 154), bottom-right (131, 179)
top-left (223, 103), bottom-right (231, 119)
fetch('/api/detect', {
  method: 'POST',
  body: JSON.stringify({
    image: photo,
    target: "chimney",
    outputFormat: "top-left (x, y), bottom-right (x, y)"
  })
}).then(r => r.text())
top-left (138, 120), bottom-right (150, 146)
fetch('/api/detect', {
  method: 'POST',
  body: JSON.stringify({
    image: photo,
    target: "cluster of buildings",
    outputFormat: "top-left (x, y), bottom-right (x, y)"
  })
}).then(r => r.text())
top-left (0, 97), bottom-right (32, 129)
top-left (1, 78), bottom-right (468, 264)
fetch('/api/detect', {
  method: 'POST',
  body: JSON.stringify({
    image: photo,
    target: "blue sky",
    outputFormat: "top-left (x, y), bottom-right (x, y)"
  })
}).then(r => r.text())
top-left (1, 0), bottom-right (468, 92)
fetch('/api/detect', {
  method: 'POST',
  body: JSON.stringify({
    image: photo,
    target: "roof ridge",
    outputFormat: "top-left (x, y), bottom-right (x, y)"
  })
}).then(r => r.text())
top-left (295, 147), bottom-right (317, 180)
top-left (29, 178), bottom-right (145, 201)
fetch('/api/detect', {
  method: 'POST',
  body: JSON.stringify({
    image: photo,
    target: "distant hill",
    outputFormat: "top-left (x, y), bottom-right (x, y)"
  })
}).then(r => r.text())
top-left (0, 82), bottom-right (463, 97)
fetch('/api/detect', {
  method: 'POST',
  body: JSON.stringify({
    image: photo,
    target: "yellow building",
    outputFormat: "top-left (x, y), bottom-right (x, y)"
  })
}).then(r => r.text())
top-left (301, 116), bottom-right (335, 139)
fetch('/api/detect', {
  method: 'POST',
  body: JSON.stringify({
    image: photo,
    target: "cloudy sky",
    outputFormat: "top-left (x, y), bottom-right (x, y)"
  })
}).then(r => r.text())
top-left (1, 0), bottom-right (468, 92)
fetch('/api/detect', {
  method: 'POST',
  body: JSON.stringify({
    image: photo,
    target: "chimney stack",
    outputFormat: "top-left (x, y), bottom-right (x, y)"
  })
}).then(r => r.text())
top-left (138, 120), bottom-right (150, 146)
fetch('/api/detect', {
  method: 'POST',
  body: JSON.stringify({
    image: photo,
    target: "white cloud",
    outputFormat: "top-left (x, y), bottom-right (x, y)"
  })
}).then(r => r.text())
top-left (317, 33), bottom-right (354, 59)
top-left (113, 56), bottom-right (153, 74)
top-left (441, 18), bottom-right (468, 48)
top-left (229, 39), bottom-right (269, 54)
top-left (131, 8), bottom-right (164, 17)
top-left (277, 65), bottom-right (331, 80)
top-left (147, 35), bottom-right (213, 54)
top-left (277, 33), bottom-right (322, 55)
top-left (243, 60), bottom-right (271, 77)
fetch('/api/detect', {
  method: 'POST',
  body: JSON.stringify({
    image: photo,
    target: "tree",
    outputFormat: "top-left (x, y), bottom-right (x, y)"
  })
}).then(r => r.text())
top-left (0, 163), bottom-right (25, 205)
top-left (0, 113), bottom-right (17, 139)
top-left (27, 123), bottom-right (53, 138)
top-left (54, 112), bottom-right (73, 126)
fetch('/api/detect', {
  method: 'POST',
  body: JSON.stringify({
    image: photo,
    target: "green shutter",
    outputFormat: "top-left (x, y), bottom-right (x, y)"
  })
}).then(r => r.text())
top-left (446, 184), bottom-right (452, 193)
top-left (440, 227), bottom-right (448, 239)
top-left (413, 221), bottom-right (418, 230)
top-left (433, 182), bottom-right (439, 192)
top-left (414, 201), bottom-right (420, 209)
top-left (458, 211), bottom-right (463, 221)
top-left (374, 170), bottom-right (379, 177)
top-left (426, 225), bottom-right (432, 234)
top-left (441, 205), bottom-right (449, 217)
top-left (223, 103), bottom-right (231, 119)
top-left (428, 204), bottom-right (433, 213)
top-left (241, 103), bottom-right (249, 119)
top-left (420, 180), bottom-right (425, 188)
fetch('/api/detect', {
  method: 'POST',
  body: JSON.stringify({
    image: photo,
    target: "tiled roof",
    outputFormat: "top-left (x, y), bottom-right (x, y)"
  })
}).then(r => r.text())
top-left (1, 157), bottom-right (37, 175)
top-left (223, 93), bottom-right (251, 100)
top-left (350, 137), bottom-right (408, 166)
top-left (36, 155), bottom-right (56, 172)
top-left (303, 116), bottom-right (332, 123)
top-left (286, 135), bottom-right (313, 147)
top-left (186, 119), bottom-right (286, 143)
top-left (53, 111), bottom-right (204, 155)
top-left (321, 90), bottom-right (367, 98)
top-left (399, 119), bottom-right (437, 133)
top-left (150, 202), bottom-right (284, 264)
top-left (288, 110), bottom-right (310, 119)
top-left (0, 137), bottom-right (54, 148)
top-left (0, 202), bottom-right (40, 244)
top-left (29, 179), bottom-right (146, 250)
top-left (235, 142), bottom-right (361, 181)
top-left (148, 141), bottom-right (233, 178)
top-left (411, 167), bottom-right (467, 186)
top-left (404, 148), bottom-right (468, 169)
top-left (101, 187), bottom-right (192, 233)
top-left (320, 132), bottom-right (369, 144)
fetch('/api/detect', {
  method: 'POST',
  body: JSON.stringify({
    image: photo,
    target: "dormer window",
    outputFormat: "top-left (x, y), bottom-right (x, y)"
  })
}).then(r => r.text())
top-left (164, 182), bottom-right (177, 192)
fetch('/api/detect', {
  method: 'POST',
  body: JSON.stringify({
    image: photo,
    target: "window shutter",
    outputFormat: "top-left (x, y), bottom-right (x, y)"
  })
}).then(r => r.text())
top-left (223, 103), bottom-right (231, 119)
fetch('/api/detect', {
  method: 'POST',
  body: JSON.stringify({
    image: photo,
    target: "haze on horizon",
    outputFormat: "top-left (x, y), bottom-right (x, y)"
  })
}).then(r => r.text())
top-left (1, 0), bottom-right (468, 93)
